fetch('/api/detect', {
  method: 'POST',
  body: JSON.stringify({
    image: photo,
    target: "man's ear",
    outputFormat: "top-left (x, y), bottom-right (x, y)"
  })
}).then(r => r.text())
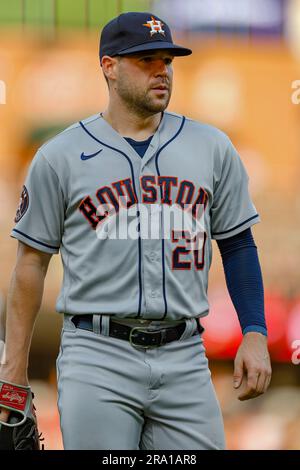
top-left (101, 56), bottom-right (119, 83)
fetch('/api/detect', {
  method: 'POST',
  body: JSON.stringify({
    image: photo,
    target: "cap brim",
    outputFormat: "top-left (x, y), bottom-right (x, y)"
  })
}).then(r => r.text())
top-left (117, 41), bottom-right (192, 57)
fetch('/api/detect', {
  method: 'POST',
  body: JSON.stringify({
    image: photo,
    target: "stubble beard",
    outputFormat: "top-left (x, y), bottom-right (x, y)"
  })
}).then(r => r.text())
top-left (116, 78), bottom-right (172, 117)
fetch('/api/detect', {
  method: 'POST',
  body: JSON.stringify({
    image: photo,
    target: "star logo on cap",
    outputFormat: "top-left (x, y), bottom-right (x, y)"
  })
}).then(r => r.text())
top-left (143, 16), bottom-right (165, 36)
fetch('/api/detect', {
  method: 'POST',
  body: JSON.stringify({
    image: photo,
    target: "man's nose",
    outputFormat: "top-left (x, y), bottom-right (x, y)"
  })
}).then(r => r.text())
top-left (154, 60), bottom-right (169, 77)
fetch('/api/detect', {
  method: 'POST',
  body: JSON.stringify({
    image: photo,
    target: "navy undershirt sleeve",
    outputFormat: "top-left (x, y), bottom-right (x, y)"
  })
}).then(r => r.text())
top-left (216, 228), bottom-right (267, 336)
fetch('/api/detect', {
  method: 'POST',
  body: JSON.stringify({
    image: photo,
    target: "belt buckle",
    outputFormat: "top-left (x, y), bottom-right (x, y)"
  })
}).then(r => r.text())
top-left (129, 326), bottom-right (163, 349)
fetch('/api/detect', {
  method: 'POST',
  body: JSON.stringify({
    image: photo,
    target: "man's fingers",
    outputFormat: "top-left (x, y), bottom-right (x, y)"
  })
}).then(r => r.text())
top-left (264, 371), bottom-right (272, 393)
top-left (238, 367), bottom-right (272, 400)
top-left (238, 386), bottom-right (260, 401)
top-left (233, 360), bottom-right (244, 389)
top-left (255, 362), bottom-right (272, 394)
top-left (256, 372), bottom-right (267, 394)
top-left (0, 407), bottom-right (10, 424)
top-left (234, 333), bottom-right (272, 401)
top-left (238, 369), bottom-right (260, 400)
top-left (247, 369), bottom-right (260, 391)
top-left (266, 373), bottom-right (272, 390)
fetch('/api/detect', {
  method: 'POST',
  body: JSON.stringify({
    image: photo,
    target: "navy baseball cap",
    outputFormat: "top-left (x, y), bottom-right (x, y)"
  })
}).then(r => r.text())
top-left (100, 12), bottom-right (192, 62)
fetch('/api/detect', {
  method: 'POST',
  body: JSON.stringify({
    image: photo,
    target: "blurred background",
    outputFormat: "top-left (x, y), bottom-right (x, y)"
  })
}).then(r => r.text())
top-left (0, 0), bottom-right (300, 450)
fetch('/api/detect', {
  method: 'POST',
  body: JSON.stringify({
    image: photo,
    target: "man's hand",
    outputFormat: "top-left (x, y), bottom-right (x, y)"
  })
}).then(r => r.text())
top-left (0, 407), bottom-right (10, 424)
top-left (233, 332), bottom-right (272, 401)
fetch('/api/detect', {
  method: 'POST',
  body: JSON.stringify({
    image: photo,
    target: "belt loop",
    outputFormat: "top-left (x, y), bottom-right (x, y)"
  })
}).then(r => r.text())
top-left (179, 318), bottom-right (197, 341)
top-left (100, 315), bottom-right (110, 336)
top-left (92, 315), bottom-right (101, 335)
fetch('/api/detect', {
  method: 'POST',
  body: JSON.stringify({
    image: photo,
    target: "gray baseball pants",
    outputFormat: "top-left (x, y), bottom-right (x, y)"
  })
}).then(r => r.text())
top-left (56, 314), bottom-right (226, 450)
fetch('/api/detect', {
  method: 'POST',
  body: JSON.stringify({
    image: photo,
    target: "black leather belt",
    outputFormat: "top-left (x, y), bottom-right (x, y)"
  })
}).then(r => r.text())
top-left (71, 315), bottom-right (204, 349)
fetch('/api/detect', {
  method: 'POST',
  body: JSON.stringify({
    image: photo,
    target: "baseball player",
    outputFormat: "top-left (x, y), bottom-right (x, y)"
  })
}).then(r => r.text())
top-left (0, 12), bottom-right (271, 450)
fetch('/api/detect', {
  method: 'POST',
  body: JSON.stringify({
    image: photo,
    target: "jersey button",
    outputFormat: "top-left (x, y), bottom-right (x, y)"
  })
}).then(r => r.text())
top-left (151, 290), bottom-right (157, 298)
top-left (150, 252), bottom-right (156, 262)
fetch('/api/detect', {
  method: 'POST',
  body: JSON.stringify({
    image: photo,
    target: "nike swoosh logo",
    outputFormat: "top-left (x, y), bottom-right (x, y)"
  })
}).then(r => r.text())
top-left (81, 149), bottom-right (103, 161)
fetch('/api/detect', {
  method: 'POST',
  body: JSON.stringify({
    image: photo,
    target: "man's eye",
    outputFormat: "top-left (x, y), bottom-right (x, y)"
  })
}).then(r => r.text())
top-left (140, 57), bottom-right (173, 64)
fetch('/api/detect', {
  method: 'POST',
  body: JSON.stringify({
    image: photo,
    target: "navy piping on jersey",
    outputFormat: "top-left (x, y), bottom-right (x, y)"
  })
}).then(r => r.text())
top-left (12, 229), bottom-right (59, 251)
top-left (155, 116), bottom-right (186, 320)
top-left (212, 214), bottom-right (259, 236)
top-left (79, 120), bottom-right (143, 317)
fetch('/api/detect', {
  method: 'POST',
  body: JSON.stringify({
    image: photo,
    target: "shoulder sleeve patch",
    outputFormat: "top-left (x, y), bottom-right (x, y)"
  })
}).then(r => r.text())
top-left (14, 185), bottom-right (29, 223)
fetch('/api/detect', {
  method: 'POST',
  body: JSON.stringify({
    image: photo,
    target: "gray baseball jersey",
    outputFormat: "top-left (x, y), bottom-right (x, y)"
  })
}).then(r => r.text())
top-left (11, 111), bottom-right (260, 320)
